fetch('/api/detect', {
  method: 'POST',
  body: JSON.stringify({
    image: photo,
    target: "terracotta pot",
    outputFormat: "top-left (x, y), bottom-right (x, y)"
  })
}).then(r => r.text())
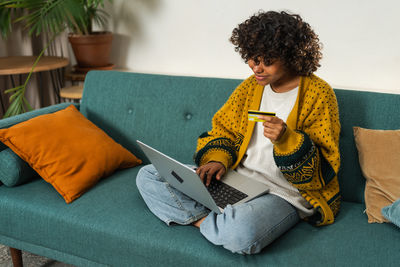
top-left (68, 31), bottom-right (113, 68)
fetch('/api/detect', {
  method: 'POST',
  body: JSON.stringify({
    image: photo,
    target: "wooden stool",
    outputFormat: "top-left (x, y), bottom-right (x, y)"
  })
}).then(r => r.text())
top-left (65, 70), bottom-right (86, 82)
top-left (60, 85), bottom-right (83, 103)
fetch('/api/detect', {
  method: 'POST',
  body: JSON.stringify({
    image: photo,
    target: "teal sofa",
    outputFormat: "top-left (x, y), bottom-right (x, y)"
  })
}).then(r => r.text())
top-left (0, 71), bottom-right (399, 267)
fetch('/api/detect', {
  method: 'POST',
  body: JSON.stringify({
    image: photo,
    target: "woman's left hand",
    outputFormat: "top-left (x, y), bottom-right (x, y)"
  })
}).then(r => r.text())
top-left (259, 115), bottom-right (287, 142)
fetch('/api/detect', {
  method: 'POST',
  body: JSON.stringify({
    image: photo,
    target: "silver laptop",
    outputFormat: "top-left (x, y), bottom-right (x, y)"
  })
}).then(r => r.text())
top-left (137, 140), bottom-right (269, 214)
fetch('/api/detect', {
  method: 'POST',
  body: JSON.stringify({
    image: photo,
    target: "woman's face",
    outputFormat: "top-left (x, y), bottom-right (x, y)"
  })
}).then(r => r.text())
top-left (247, 59), bottom-right (288, 87)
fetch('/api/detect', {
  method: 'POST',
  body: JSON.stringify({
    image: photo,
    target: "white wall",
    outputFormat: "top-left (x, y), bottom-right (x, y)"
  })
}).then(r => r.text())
top-left (107, 0), bottom-right (400, 94)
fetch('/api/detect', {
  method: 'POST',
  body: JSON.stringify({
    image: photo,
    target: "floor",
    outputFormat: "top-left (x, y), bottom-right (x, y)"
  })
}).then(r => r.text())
top-left (0, 244), bottom-right (73, 267)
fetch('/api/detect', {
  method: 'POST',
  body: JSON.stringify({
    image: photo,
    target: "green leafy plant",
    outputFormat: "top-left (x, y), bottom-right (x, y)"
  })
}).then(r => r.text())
top-left (0, 3), bottom-right (13, 39)
top-left (0, 0), bottom-right (112, 118)
top-left (9, 0), bottom-right (111, 36)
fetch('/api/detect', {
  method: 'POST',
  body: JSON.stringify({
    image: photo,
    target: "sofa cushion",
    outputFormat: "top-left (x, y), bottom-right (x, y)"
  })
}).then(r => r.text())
top-left (353, 127), bottom-right (400, 223)
top-left (0, 105), bottom-right (142, 203)
top-left (0, 168), bottom-right (399, 266)
top-left (382, 198), bottom-right (400, 228)
top-left (0, 148), bottom-right (37, 187)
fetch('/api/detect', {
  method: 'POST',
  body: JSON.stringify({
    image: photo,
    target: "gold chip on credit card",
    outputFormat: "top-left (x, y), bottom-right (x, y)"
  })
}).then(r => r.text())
top-left (248, 110), bottom-right (276, 122)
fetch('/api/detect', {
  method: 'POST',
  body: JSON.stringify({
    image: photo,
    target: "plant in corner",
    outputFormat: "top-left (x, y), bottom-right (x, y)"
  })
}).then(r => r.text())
top-left (0, 0), bottom-right (112, 118)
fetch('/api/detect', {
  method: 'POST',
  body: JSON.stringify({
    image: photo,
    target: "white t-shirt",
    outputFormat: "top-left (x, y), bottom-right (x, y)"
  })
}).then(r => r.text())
top-left (236, 84), bottom-right (314, 218)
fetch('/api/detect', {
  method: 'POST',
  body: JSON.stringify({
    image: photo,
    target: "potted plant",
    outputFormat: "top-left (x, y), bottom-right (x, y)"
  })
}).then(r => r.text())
top-left (66, 0), bottom-right (114, 70)
top-left (0, 0), bottom-right (113, 117)
top-left (5, 0), bottom-right (113, 69)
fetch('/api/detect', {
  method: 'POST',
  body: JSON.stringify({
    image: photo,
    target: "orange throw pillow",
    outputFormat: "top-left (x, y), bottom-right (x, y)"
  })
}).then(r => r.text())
top-left (0, 105), bottom-right (142, 203)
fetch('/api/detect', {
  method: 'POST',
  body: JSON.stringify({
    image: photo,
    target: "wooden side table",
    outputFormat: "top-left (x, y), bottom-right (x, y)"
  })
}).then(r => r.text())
top-left (0, 56), bottom-right (69, 112)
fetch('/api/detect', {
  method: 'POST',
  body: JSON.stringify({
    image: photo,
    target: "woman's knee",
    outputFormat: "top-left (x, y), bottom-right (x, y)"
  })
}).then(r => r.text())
top-left (221, 211), bottom-right (267, 254)
top-left (222, 209), bottom-right (298, 254)
top-left (136, 164), bottom-right (158, 190)
top-left (200, 197), bottom-right (299, 255)
top-left (200, 206), bottom-right (262, 254)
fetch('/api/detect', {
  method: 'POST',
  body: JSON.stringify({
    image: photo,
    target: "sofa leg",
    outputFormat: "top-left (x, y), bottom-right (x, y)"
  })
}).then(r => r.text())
top-left (9, 247), bottom-right (23, 267)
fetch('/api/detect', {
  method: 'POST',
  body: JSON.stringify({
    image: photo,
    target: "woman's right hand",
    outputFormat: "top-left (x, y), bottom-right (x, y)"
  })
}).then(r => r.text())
top-left (195, 161), bottom-right (226, 186)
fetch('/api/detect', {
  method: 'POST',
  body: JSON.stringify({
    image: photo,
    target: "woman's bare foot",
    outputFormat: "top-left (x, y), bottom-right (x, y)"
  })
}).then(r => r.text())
top-left (193, 216), bottom-right (206, 228)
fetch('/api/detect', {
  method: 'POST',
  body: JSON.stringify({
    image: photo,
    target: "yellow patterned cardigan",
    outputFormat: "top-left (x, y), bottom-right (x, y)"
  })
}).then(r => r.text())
top-left (194, 74), bottom-right (341, 226)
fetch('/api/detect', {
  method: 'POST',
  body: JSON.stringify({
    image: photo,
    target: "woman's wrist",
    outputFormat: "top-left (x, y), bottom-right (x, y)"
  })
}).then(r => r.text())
top-left (208, 161), bottom-right (227, 171)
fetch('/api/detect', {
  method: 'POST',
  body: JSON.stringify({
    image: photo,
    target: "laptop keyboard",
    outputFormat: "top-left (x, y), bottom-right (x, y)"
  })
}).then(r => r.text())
top-left (206, 179), bottom-right (248, 209)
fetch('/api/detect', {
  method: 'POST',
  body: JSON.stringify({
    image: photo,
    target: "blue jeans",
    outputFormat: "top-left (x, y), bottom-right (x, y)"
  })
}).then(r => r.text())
top-left (136, 164), bottom-right (300, 254)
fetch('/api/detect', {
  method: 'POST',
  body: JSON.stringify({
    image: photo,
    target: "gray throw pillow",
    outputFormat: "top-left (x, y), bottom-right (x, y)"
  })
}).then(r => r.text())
top-left (0, 148), bottom-right (37, 187)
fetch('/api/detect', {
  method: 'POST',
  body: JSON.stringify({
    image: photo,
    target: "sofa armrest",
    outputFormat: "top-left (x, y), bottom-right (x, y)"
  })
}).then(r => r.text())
top-left (0, 103), bottom-right (79, 151)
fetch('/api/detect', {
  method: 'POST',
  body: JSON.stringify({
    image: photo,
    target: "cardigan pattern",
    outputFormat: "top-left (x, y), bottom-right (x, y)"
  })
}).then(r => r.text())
top-left (194, 74), bottom-right (341, 226)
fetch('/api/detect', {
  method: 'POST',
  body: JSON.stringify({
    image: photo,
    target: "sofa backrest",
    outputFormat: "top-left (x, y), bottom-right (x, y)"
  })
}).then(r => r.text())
top-left (335, 89), bottom-right (400, 203)
top-left (80, 70), bottom-right (239, 165)
top-left (81, 71), bottom-right (400, 204)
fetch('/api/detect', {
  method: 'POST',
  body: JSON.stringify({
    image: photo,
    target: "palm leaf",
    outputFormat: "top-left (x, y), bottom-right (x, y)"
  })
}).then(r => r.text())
top-left (0, 3), bottom-right (13, 39)
top-left (4, 85), bottom-right (24, 94)
top-left (4, 93), bottom-right (22, 118)
top-left (5, 0), bottom-right (88, 36)
top-left (23, 96), bottom-right (34, 112)
top-left (3, 88), bottom-right (32, 118)
top-left (8, 88), bottom-right (23, 102)
top-left (91, 8), bottom-right (109, 30)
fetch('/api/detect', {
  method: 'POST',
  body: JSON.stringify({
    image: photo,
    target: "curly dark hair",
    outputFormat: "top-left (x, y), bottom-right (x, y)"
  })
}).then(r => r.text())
top-left (230, 11), bottom-right (322, 76)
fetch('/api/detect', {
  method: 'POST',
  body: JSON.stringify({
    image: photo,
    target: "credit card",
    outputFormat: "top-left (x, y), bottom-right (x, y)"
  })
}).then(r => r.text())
top-left (248, 110), bottom-right (276, 122)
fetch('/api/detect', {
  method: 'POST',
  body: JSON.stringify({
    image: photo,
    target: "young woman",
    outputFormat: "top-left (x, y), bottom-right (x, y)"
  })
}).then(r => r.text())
top-left (136, 10), bottom-right (341, 254)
